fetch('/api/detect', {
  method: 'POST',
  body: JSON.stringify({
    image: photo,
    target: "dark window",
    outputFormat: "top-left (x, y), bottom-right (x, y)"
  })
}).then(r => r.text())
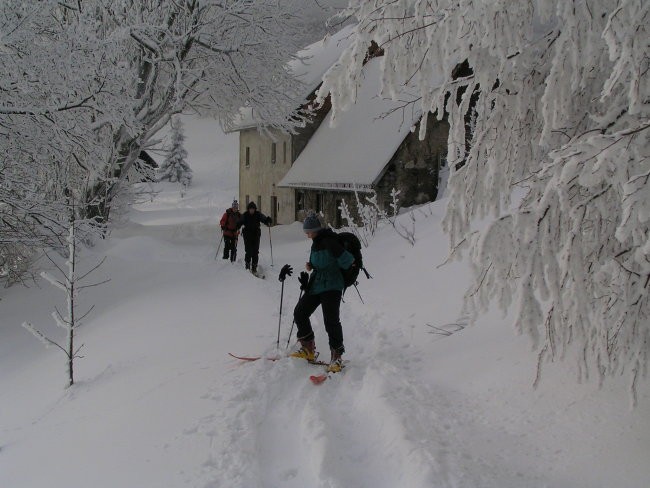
top-left (316, 193), bottom-right (322, 213)
top-left (335, 200), bottom-right (343, 228)
top-left (296, 191), bottom-right (304, 211)
top-left (438, 152), bottom-right (447, 167)
top-left (271, 143), bottom-right (276, 164)
top-left (245, 194), bottom-right (250, 205)
top-left (245, 147), bottom-right (250, 168)
top-left (257, 195), bottom-right (262, 211)
top-left (283, 141), bottom-right (287, 163)
top-left (270, 196), bottom-right (277, 225)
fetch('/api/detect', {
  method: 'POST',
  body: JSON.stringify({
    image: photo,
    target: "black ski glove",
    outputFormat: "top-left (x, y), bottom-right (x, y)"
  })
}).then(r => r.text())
top-left (298, 271), bottom-right (310, 290)
top-left (278, 264), bottom-right (293, 282)
top-left (266, 217), bottom-right (272, 226)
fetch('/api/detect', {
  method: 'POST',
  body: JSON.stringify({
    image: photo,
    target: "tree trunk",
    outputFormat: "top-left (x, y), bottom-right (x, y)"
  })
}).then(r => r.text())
top-left (66, 209), bottom-right (76, 387)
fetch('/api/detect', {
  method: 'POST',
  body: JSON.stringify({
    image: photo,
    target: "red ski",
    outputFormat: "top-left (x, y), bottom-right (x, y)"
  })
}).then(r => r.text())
top-left (310, 374), bottom-right (328, 384)
top-left (309, 362), bottom-right (347, 384)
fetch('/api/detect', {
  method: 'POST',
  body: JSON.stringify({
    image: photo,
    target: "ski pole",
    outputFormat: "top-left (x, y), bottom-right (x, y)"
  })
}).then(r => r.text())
top-left (285, 289), bottom-right (303, 349)
top-left (276, 280), bottom-right (285, 350)
top-left (268, 226), bottom-right (274, 267)
top-left (215, 234), bottom-right (224, 260)
top-left (353, 283), bottom-right (364, 304)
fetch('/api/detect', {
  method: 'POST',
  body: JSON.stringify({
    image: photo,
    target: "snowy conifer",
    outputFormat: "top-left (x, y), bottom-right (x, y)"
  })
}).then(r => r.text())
top-left (159, 118), bottom-right (192, 193)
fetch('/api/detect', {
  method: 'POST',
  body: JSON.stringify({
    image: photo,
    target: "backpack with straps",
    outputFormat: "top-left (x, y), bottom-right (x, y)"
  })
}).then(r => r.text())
top-left (337, 232), bottom-right (371, 288)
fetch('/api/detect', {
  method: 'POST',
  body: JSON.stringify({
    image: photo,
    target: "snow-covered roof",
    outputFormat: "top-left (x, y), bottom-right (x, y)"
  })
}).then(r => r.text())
top-left (229, 25), bottom-right (355, 131)
top-left (278, 58), bottom-right (431, 191)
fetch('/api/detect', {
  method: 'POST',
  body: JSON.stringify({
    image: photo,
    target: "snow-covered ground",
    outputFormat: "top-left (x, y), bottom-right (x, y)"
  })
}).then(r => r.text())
top-left (1, 117), bottom-right (648, 488)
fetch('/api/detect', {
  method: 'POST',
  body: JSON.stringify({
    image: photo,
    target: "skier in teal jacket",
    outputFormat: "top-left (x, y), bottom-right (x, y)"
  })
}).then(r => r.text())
top-left (290, 213), bottom-right (354, 373)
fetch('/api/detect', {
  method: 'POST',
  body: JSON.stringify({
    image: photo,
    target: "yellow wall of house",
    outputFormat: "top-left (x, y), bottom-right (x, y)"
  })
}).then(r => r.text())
top-left (239, 128), bottom-right (295, 225)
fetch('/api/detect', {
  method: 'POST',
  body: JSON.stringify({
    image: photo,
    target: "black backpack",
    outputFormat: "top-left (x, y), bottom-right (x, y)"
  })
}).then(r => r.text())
top-left (337, 232), bottom-right (371, 288)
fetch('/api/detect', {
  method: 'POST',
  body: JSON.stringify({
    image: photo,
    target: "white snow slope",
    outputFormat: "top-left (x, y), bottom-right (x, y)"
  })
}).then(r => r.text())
top-left (1, 117), bottom-right (649, 488)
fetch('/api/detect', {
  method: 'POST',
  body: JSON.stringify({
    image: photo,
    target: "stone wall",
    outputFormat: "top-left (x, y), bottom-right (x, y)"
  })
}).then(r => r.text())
top-left (375, 117), bottom-right (449, 210)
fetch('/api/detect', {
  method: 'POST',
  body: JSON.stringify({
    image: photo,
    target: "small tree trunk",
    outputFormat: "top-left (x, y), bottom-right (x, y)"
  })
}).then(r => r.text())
top-left (66, 207), bottom-right (76, 387)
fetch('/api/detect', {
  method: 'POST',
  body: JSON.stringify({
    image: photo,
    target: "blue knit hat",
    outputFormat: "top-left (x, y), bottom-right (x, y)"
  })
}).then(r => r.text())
top-left (303, 214), bottom-right (322, 233)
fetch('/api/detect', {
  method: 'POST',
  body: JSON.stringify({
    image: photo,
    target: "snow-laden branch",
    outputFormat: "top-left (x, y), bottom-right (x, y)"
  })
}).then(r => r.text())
top-left (325, 0), bottom-right (650, 398)
top-left (0, 88), bottom-right (103, 115)
top-left (40, 271), bottom-right (67, 292)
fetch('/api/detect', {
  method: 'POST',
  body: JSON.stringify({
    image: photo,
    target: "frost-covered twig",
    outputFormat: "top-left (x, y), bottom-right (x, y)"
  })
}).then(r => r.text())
top-left (21, 322), bottom-right (66, 354)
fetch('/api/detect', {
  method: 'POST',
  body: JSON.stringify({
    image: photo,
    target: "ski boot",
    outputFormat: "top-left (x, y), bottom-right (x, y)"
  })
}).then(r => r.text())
top-left (289, 339), bottom-right (316, 362)
top-left (327, 348), bottom-right (343, 373)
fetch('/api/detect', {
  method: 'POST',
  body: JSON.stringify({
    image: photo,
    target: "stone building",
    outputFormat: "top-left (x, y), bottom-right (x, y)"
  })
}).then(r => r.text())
top-left (231, 29), bottom-right (449, 227)
top-left (278, 58), bottom-right (449, 227)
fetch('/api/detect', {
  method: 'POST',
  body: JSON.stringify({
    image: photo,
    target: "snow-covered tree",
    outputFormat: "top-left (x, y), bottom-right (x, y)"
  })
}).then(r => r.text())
top-left (159, 118), bottom-right (192, 193)
top-left (87, 0), bottom-right (309, 222)
top-left (1, 0), bottom-right (309, 282)
top-left (322, 1), bottom-right (649, 395)
top-left (22, 194), bottom-right (108, 388)
top-left (0, 0), bottom-right (133, 283)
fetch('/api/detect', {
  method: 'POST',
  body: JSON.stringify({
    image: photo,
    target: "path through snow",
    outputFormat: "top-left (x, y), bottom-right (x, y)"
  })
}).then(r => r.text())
top-left (196, 312), bottom-right (460, 488)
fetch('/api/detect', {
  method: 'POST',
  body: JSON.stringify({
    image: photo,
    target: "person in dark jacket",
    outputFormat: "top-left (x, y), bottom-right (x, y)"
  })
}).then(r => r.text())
top-left (237, 201), bottom-right (271, 273)
top-left (290, 213), bottom-right (354, 373)
top-left (219, 200), bottom-right (241, 262)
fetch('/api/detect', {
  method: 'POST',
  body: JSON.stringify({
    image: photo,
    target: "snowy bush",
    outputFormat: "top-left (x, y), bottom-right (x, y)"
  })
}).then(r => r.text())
top-left (386, 189), bottom-right (418, 246)
top-left (340, 189), bottom-right (419, 246)
top-left (339, 190), bottom-right (383, 247)
top-left (323, 0), bottom-right (650, 396)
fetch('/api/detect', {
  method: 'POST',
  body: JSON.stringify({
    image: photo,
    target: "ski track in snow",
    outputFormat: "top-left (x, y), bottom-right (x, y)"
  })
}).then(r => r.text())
top-left (195, 307), bottom-right (461, 488)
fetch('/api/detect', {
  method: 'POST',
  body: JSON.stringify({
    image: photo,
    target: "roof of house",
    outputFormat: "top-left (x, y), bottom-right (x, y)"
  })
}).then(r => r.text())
top-left (229, 25), bottom-right (356, 131)
top-left (278, 58), bottom-right (435, 192)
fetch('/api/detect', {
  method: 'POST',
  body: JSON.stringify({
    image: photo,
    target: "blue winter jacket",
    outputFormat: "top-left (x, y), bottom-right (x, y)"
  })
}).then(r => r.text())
top-left (307, 229), bottom-right (354, 295)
